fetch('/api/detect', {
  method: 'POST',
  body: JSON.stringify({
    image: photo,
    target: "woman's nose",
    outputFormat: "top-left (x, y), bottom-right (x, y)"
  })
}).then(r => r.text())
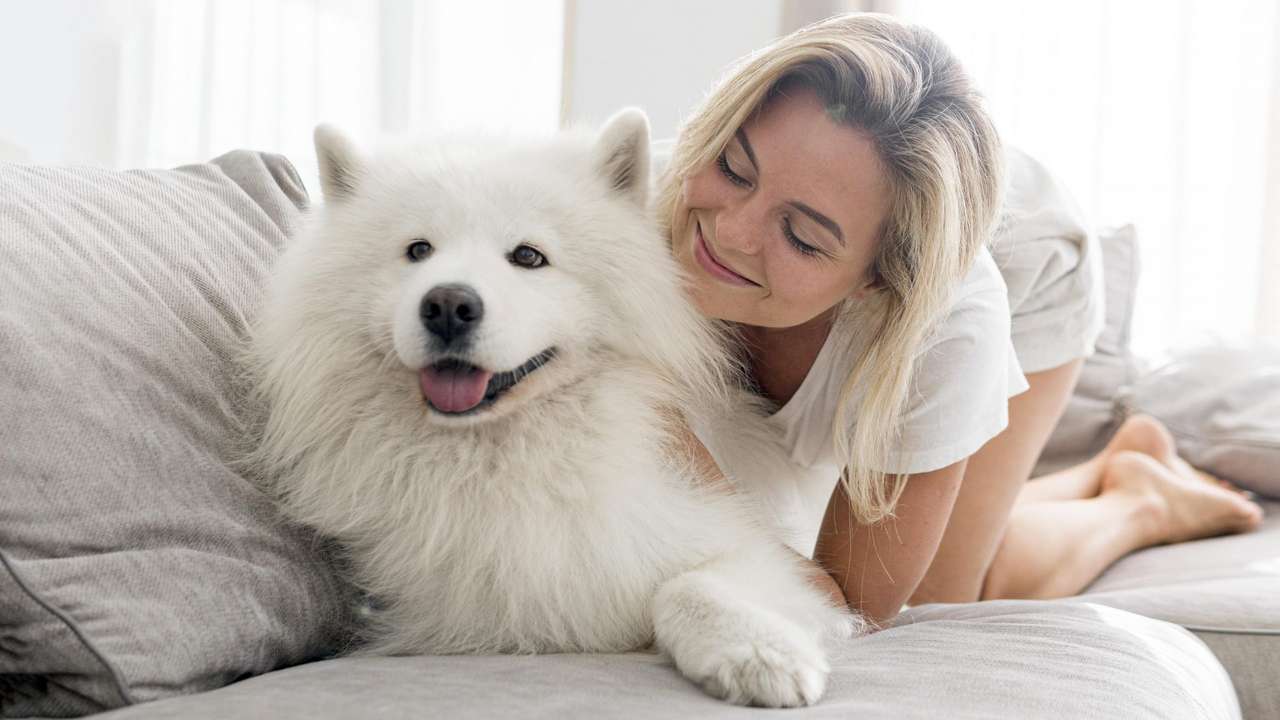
top-left (714, 203), bottom-right (764, 255)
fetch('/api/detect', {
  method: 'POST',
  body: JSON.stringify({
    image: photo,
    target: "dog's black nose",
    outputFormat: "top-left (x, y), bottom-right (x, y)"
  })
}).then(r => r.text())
top-left (421, 284), bottom-right (484, 343)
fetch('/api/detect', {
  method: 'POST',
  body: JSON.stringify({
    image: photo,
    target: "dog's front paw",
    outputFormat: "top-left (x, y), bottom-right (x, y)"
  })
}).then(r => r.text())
top-left (689, 626), bottom-right (830, 708)
top-left (654, 583), bottom-right (831, 707)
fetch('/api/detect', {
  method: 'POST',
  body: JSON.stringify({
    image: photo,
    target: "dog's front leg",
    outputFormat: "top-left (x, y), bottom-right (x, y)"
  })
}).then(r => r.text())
top-left (651, 546), bottom-right (864, 708)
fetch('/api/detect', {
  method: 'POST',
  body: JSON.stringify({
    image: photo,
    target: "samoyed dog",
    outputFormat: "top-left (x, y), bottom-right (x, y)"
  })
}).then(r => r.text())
top-left (244, 109), bottom-right (863, 707)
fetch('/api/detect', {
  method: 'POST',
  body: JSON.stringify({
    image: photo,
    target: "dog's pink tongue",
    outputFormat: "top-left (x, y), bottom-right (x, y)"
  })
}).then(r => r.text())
top-left (419, 366), bottom-right (493, 413)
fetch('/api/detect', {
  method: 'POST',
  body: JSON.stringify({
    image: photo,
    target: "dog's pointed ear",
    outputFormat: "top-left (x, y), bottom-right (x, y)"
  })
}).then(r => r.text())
top-left (592, 108), bottom-right (650, 207)
top-left (314, 124), bottom-right (364, 202)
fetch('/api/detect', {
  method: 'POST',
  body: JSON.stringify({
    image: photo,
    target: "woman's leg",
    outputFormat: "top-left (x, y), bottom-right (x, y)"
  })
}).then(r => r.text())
top-left (1014, 412), bottom-right (1182, 505)
top-left (910, 359), bottom-right (1266, 606)
top-left (979, 469), bottom-right (1164, 599)
top-left (908, 359), bottom-right (1084, 605)
top-left (964, 413), bottom-right (1180, 600)
top-left (984, 444), bottom-right (1264, 599)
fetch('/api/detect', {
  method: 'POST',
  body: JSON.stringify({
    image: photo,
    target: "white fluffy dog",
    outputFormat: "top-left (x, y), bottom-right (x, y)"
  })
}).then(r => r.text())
top-left (244, 110), bottom-right (863, 707)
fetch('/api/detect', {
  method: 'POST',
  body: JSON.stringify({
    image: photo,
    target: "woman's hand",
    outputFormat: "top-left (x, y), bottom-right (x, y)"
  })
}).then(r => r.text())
top-left (664, 405), bottom-right (969, 628)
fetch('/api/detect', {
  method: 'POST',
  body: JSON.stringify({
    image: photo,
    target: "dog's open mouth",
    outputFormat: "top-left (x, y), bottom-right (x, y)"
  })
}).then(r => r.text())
top-left (419, 348), bottom-right (557, 414)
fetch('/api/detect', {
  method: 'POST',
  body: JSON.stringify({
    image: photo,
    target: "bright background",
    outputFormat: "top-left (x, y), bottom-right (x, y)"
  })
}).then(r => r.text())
top-left (2, 0), bottom-right (1278, 357)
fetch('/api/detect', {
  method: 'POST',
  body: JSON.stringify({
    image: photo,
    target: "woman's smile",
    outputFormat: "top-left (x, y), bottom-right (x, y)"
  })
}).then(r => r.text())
top-left (694, 219), bottom-right (759, 287)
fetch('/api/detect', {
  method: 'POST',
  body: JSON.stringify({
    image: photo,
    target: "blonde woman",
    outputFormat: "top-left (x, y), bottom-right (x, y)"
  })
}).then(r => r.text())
top-left (657, 12), bottom-right (1264, 628)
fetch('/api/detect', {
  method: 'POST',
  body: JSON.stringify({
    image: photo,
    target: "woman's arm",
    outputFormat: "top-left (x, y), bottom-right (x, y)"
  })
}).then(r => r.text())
top-left (669, 408), bottom-right (965, 627)
top-left (812, 460), bottom-right (968, 627)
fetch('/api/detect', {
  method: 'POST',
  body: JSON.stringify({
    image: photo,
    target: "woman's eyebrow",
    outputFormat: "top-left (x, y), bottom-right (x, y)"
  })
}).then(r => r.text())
top-left (789, 201), bottom-right (845, 246)
top-left (738, 128), bottom-right (846, 246)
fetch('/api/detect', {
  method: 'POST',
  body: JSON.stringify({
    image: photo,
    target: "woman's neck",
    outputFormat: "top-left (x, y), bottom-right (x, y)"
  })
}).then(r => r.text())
top-left (736, 308), bottom-right (836, 408)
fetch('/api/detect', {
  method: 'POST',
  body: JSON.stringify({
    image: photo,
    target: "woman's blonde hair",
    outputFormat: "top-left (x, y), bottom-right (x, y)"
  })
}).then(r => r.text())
top-left (654, 12), bottom-right (1006, 525)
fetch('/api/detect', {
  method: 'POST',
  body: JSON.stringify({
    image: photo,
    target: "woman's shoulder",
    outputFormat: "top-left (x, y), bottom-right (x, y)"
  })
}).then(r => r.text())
top-left (819, 244), bottom-right (1024, 476)
top-left (827, 246), bottom-right (1010, 364)
top-left (935, 245), bottom-right (1012, 337)
top-left (858, 245), bottom-right (1026, 473)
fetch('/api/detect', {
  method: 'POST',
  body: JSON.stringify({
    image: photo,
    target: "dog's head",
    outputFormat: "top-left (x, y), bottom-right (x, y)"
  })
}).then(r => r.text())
top-left (256, 110), bottom-right (730, 429)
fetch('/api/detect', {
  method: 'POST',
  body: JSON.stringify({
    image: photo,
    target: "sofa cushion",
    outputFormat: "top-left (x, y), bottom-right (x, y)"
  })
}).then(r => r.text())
top-left (80, 601), bottom-right (1236, 720)
top-left (1118, 342), bottom-right (1280, 499)
top-left (1073, 499), bottom-right (1280, 719)
top-left (0, 152), bottom-right (351, 717)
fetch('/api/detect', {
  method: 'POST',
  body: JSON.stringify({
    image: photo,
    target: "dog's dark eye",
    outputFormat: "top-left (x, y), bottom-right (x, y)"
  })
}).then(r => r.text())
top-left (406, 240), bottom-right (433, 262)
top-left (510, 244), bottom-right (547, 269)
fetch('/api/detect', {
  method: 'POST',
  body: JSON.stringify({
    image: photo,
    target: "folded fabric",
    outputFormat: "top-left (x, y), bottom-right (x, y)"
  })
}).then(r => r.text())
top-left (1033, 224), bottom-right (1142, 476)
top-left (0, 152), bottom-right (351, 717)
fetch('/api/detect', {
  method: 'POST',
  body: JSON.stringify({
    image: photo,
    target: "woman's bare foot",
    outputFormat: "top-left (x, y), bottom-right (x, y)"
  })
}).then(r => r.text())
top-left (1104, 414), bottom-right (1180, 465)
top-left (1106, 414), bottom-right (1256, 497)
top-left (1100, 449), bottom-right (1264, 546)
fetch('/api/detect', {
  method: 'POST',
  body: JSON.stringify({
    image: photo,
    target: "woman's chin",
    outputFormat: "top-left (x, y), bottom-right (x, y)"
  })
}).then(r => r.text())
top-left (690, 285), bottom-right (749, 325)
top-left (675, 238), bottom-right (752, 323)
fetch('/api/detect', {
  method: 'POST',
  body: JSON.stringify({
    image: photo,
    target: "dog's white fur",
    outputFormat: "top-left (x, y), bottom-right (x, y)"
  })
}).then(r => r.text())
top-left (243, 110), bottom-right (865, 708)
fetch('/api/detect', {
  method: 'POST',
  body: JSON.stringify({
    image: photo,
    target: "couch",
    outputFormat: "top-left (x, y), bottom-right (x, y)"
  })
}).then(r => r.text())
top-left (1, 151), bottom-right (1275, 719)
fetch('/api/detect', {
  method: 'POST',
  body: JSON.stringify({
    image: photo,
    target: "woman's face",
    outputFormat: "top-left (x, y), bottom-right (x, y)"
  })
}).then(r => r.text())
top-left (673, 86), bottom-right (893, 329)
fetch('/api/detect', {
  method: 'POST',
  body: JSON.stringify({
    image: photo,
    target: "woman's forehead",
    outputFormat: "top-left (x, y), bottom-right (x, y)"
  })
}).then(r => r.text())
top-left (739, 88), bottom-right (891, 248)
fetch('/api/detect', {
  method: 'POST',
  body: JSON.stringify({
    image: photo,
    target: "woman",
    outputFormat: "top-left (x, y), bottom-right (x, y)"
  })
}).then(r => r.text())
top-left (655, 12), bottom-right (1264, 627)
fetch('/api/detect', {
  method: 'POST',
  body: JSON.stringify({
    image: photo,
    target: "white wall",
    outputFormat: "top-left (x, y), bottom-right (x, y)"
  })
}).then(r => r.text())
top-left (3, 0), bottom-right (830, 165)
top-left (0, 0), bottom-right (564, 174)
top-left (0, 1), bottom-right (140, 166)
top-left (562, 0), bottom-right (788, 141)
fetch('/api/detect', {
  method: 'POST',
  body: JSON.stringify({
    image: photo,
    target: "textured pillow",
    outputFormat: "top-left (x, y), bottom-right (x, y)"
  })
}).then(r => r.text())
top-left (1119, 341), bottom-right (1280, 498)
top-left (1032, 224), bottom-right (1143, 476)
top-left (0, 152), bottom-right (350, 717)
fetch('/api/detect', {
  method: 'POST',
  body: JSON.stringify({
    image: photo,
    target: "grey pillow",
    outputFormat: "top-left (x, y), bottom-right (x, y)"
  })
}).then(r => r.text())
top-left (0, 152), bottom-right (350, 717)
top-left (1120, 341), bottom-right (1280, 498)
top-left (1033, 224), bottom-right (1143, 476)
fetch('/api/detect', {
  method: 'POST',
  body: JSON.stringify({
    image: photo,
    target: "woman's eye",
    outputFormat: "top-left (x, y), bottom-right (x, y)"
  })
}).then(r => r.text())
top-left (783, 218), bottom-right (820, 258)
top-left (510, 244), bottom-right (547, 269)
top-left (716, 152), bottom-right (752, 188)
top-left (406, 239), bottom-right (433, 262)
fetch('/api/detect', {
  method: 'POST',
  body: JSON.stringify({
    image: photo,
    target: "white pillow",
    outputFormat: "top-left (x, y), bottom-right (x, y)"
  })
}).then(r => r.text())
top-left (1120, 340), bottom-right (1280, 498)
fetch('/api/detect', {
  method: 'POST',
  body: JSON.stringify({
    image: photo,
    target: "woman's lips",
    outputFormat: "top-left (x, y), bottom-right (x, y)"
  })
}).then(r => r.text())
top-left (694, 222), bottom-right (758, 287)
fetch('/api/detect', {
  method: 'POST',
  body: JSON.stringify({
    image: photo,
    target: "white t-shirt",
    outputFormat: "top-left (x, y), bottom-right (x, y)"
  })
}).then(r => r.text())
top-left (653, 140), bottom-right (1100, 556)
top-left (693, 247), bottom-right (1028, 555)
top-left (994, 146), bottom-right (1106, 373)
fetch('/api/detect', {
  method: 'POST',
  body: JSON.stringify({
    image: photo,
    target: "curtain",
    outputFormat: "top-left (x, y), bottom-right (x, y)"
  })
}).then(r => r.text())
top-left (877, 0), bottom-right (1280, 355)
top-left (114, 0), bottom-right (564, 197)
